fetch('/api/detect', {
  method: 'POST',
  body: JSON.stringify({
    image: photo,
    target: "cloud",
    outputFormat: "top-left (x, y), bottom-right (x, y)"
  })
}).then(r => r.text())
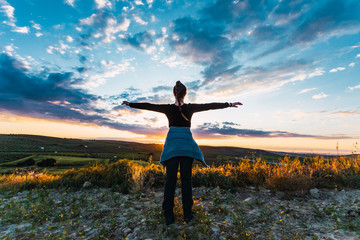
top-left (94, 0), bottom-right (112, 9)
top-left (0, 0), bottom-right (30, 34)
top-left (86, 59), bottom-right (134, 87)
top-left (329, 67), bottom-right (345, 72)
top-left (308, 68), bottom-right (325, 77)
top-left (79, 10), bottom-right (130, 44)
top-left (0, 53), bottom-right (168, 136)
top-left (330, 110), bottom-right (358, 117)
top-left (348, 84), bottom-right (360, 91)
top-left (147, 0), bottom-right (154, 8)
top-left (204, 60), bottom-right (321, 97)
top-left (30, 21), bottom-right (41, 30)
top-left (163, 0), bottom-right (360, 92)
top-left (298, 88), bottom-right (317, 94)
top-left (121, 31), bottom-right (154, 52)
top-left (168, 16), bottom-right (239, 84)
top-left (349, 62), bottom-right (356, 67)
top-left (134, 0), bottom-right (144, 5)
top-left (65, 0), bottom-right (76, 7)
top-left (193, 122), bottom-right (350, 139)
top-left (46, 41), bottom-right (71, 55)
top-left (356, 54), bottom-right (360, 58)
top-left (291, 0), bottom-right (360, 44)
top-left (133, 14), bottom-right (148, 25)
top-left (152, 85), bottom-right (172, 93)
top-left (66, 35), bottom-right (74, 43)
top-left (0, 53), bottom-right (97, 114)
top-left (312, 92), bottom-right (328, 99)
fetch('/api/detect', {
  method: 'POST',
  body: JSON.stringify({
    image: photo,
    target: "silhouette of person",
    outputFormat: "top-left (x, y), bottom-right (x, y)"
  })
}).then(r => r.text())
top-left (122, 81), bottom-right (242, 225)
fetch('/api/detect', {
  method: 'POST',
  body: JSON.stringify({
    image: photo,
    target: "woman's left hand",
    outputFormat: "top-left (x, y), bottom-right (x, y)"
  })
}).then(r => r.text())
top-left (230, 102), bottom-right (243, 107)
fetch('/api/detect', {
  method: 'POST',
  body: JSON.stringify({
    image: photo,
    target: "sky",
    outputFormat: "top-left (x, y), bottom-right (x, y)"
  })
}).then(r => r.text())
top-left (0, 0), bottom-right (360, 154)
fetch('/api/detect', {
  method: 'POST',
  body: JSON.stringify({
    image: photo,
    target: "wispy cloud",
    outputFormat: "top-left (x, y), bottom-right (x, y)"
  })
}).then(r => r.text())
top-left (66, 35), bottom-right (74, 43)
top-left (121, 31), bottom-right (154, 52)
top-left (330, 110), bottom-right (358, 117)
top-left (134, 0), bottom-right (144, 6)
top-left (65, 0), bottom-right (76, 7)
top-left (0, 0), bottom-right (30, 33)
top-left (193, 122), bottom-right (350, 139)
top-left (46, 41), bottom-right (71, 55)
top-left (329, 67), bottom-right (345, 72)
top-left (312, 92), bottom-right (328, 99)
top-left (161, 0), bottom-right (360, 93)
top-left (299, 88), bottom-right (317, 94)
top-left (349, 62), bottom-right (356, 67)
top-left (0, 53), bottom-right (167, 136)
top-left (94, 0), bottom-right (112, 9)
top-left (348, 84), bottom-right (360, 91)
top-left (86, 59), bottom-right (134, 87)
top-left (79, 10), bottom-right (130, 44)
top-left (133, 14), bottom-right (148, 25)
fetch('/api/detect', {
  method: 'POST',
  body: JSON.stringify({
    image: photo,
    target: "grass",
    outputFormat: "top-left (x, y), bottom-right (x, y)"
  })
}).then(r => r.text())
top-left (1, 155), bottom-right (359, 239)
top-left (0, 155), bottom-right (109, 167)
top-left (0, 155), bottom-right (359, 193)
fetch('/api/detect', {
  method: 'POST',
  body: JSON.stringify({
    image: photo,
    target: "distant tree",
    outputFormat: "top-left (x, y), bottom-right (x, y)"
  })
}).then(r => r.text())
top-left (16, 158), bottom-right (35, 167)
top-left (37, 158), bottom-right (56, 167)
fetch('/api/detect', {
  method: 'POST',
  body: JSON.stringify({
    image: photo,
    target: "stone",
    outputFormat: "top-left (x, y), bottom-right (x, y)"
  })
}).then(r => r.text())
top-left (212, 225), bottom-right (221, 233)
top-left (123, 227), bottom-right (131, 235)
top-left (83, 181), bottom-right (92, 188)
top-left (275, 191), bottom-right (285, 198)
top-left (310, 188), bottom-right (320, 198)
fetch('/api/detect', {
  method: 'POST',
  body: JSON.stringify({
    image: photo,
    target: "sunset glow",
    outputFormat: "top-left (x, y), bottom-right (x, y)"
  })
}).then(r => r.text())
top-left (0, 0), bottom-right (359, 154)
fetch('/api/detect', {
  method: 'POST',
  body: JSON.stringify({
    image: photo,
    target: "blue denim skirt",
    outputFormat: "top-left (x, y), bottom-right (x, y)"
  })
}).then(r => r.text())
top-left (160, 127), bottom-right (209, 167)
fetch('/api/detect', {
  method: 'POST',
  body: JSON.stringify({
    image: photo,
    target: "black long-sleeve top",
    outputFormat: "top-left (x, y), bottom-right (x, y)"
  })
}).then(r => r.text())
top-left (129, 102), bottom-right (230, 127)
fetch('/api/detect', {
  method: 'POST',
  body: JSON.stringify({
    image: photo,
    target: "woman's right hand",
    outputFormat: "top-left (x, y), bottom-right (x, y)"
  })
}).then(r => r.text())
top-left (230, 102), bottom-right (243, 107)
top-left (122, 101), bottom-right (130, 106)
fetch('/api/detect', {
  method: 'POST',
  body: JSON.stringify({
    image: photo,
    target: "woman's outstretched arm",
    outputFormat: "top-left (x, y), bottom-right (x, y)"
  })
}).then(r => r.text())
top-left (190, 102), bottom-right (243, 113)
top-left (122, 101), bottom-right (169, 113)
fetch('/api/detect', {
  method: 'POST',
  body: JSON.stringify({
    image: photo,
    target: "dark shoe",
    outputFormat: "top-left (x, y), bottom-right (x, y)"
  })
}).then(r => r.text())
top-left (164, 211), bottom-right (175, 225)
top-left (184, 210), bottom-right (194, 223)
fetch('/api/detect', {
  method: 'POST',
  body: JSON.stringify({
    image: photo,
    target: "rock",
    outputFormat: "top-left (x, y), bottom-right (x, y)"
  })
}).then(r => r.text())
top-left (260, 189), bottom-right (271, 196)
top-left (310, 188), bottom-right (320, 198)
top-left (83, 181), bottom-right (92, 188)
top-left (275, 191), bottom-right (285, 198)
top-left (244, 197), bottom-right (254, 204)
top-left (126, 233), bottom-right (135, 239)
top-left (212, 225), bottom-right (221, 234)
top-left (123, 227), bottom-right (131, 235)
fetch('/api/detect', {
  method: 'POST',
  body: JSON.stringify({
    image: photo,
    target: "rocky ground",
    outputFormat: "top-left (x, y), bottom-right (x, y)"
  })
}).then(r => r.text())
top-left (0, 185), bottom-right (359, 240)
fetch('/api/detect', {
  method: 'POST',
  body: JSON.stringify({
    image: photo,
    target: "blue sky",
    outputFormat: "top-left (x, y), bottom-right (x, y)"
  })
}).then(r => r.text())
top-left (0, 0), bottom-right (359, 154)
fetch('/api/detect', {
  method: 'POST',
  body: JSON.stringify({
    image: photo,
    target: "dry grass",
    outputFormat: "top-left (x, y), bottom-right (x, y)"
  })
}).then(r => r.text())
top-left (0, 155), bottom-right (359, 192)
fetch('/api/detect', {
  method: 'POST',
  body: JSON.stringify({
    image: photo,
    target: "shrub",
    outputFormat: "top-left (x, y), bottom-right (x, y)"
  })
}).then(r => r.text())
top-left (1, 155), bottom-right (360, 193)
top-left (60, 159), bottom-right (134, 193)
top-left (37, 158), bottom-right (56, 167)
top-left (16, 158), bottom-right (35, 167)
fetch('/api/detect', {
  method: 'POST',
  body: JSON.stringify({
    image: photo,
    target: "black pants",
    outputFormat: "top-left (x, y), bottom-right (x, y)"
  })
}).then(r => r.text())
top-left (162, 156), bottom-right (194, 216)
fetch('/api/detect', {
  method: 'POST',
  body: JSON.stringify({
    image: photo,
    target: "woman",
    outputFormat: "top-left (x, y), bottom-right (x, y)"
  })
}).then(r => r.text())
top-left (122, 81), bottom-right (242, 225)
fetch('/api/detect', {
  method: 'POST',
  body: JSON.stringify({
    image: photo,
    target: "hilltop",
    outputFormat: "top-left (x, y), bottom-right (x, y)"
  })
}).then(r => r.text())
top-left (0, 134), bottom-right (287, 165)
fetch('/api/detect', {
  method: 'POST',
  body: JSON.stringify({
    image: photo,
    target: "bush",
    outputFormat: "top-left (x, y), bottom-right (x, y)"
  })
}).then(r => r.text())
top-left (37, 158), bottom-right (56, 167)
top-left (1, 155), bottom-right (360, 193)
top-left (60, 159), bottom-right (134, 193)
top-left (16, 158), bottom-right (35, 167)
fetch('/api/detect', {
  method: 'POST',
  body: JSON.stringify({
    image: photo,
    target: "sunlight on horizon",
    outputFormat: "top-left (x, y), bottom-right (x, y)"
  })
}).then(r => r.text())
top-left (1, 115), bottom-right (357, 155)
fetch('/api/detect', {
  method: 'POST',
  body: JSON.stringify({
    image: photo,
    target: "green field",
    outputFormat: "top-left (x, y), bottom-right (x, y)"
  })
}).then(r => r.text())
top-left (1, 134), bottom-right (349, 174)
top-left (0, 155), bottom-right (110, 173)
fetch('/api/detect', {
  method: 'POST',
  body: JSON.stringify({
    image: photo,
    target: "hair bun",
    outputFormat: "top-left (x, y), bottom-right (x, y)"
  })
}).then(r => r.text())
top-left (176, 80), bottom-right (181, 85)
